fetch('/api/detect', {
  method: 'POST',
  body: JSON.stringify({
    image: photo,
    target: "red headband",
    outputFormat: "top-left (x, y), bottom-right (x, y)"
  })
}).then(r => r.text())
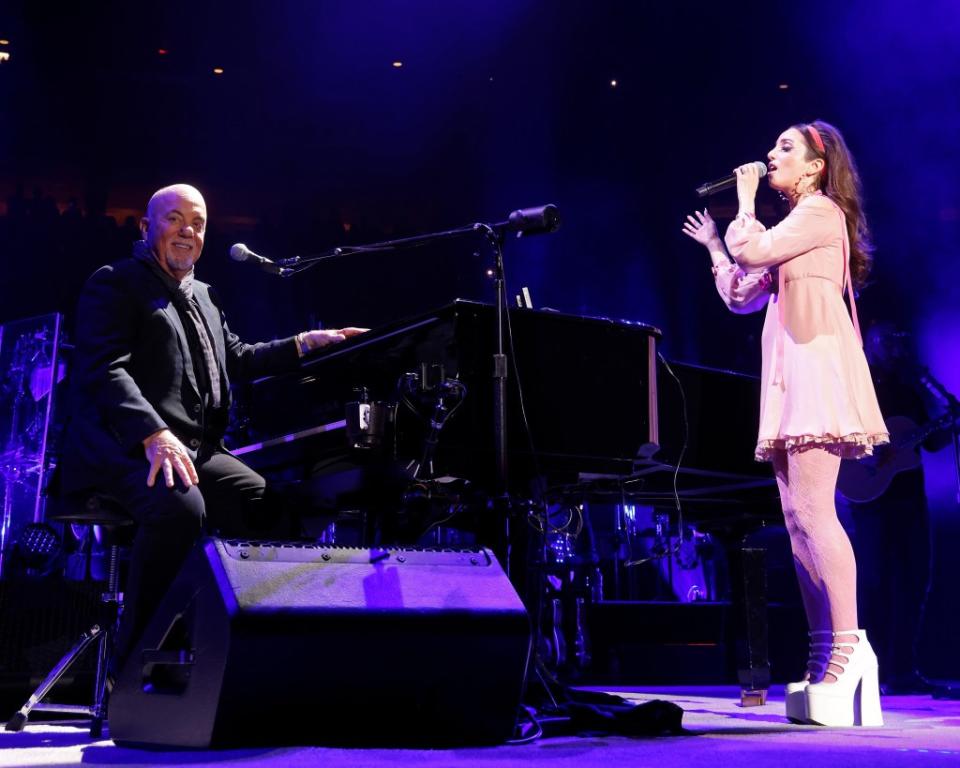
top-left (807, 125), bottom-right (826, 154)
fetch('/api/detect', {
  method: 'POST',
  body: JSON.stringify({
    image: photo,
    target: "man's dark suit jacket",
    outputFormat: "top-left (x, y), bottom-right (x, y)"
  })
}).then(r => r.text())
top-left (59, 257), bottom-right (300, 494)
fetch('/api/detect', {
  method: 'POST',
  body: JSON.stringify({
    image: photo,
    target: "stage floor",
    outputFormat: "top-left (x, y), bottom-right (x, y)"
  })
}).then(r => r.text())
top-left (3, 686), bottom-right (959, 768)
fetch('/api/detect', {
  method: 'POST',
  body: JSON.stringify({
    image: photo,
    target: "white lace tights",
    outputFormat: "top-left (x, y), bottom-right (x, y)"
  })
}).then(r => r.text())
top-left (772, 447), bottom-right (858, 633)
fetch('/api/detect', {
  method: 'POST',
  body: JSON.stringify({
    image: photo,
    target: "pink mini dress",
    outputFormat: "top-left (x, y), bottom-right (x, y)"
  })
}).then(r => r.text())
top-left (713, 193), bottom-right (889, 461)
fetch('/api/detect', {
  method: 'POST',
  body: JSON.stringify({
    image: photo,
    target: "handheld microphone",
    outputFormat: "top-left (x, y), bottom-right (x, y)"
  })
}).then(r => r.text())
top-left (228, 243), bottom-right (292, 276)
top-left (696, 161), bottom-right (768, 198)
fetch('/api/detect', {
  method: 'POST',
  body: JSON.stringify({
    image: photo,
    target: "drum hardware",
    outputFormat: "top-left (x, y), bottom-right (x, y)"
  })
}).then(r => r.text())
top-left (393, 369), bottom-right (470, 540)
top-left (397, 366), bottom-right (467, 482)
top-left (572, 596), bottom-right (590, 668)
top-left (538, 597), bottom-right (566, 669)
top-left (334, 370), bottom-right (473, 545)
top-left (529, 500), bottom-right (600, 675)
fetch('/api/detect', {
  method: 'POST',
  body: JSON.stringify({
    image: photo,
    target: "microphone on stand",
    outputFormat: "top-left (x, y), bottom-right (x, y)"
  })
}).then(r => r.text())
top-left (228, 243), bottom-right (293, 276)
top-left (504, 204), bottom-right (561, 236)
top-left (696, 161), bottom-right (768, 198)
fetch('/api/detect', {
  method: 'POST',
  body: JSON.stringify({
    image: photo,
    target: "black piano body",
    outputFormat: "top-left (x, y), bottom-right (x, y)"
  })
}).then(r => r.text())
top-left (619, 358), bottom-right (779, 523)
top-left (231, 300), bottom-right (662, 496)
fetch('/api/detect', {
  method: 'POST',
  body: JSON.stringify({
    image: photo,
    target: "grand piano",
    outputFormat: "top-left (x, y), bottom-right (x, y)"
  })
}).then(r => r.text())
top-left (230, 300), bottom-right (781, 700)
top-left (230, 299), bottom-right (778, 518)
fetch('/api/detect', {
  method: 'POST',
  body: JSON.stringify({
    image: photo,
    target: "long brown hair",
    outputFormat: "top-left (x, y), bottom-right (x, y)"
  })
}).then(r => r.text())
top-left (794, 120), bottom-right (874, 289)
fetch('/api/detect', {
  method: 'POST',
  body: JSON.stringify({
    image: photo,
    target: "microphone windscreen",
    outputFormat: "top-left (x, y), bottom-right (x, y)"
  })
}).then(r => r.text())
top-left (753, 161), bottom-right (768, 178)
top-left (508, 204), bottom-right (561, 235)
top-left (229, 243), bottom-right (250, 262)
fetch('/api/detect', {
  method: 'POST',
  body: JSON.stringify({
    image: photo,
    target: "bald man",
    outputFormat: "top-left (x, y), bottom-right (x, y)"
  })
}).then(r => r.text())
top-left (58, 184), bottom-right (363, 666)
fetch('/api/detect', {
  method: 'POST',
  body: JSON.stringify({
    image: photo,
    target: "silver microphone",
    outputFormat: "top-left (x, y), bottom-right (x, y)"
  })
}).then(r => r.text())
top-left (228, 243), bottom-right (290, 276)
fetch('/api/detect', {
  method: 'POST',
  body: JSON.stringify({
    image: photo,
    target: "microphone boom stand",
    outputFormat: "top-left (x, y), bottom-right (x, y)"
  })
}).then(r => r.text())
top-left (477, 223), bottom-right (514, 575)
top-left (274, 223), bottom-right (483, 272)
top-left (281, 212), bottom-right (558, 576)
top-left (475, 223), bottom-right (510, 500)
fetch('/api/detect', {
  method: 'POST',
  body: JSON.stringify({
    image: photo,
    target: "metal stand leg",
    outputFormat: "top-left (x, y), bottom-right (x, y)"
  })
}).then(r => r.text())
top-left (5, 625), bottom-right (104, 731)
top-left (4, 542), bottom-right (122, 736)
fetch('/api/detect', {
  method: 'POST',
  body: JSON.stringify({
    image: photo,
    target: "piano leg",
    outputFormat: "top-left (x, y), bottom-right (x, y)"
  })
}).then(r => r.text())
top-left (729, 545), bottom-right (771, 706)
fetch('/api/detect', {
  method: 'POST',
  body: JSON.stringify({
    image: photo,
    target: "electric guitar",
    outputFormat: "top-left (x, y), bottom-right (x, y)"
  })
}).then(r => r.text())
top-left (837, 412), bottom-right (956, 503)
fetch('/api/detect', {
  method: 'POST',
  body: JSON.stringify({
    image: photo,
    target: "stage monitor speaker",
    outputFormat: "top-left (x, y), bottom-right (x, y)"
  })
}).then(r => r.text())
top-left (108, 538), bottom-right (531, 748)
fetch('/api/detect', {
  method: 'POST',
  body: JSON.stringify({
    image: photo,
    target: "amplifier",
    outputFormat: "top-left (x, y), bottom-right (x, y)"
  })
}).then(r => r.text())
top-left (109, 538), bottom-right (531, 748)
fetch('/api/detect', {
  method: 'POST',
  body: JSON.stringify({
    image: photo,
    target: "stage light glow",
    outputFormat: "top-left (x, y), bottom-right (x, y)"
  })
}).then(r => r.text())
top-left (779, 83), bottom-right (789, 90)
top-left (392, 61), bottom-right (403, 68)
top-left (610, 79), bottom-right (618, 88)
top-left (0, 39), bottom-right (9, 45)
top-left (158, 48), bottom-right (168, 55)
top-left (213, 67), bottom-right (224, 75)
top-left (0, 52), bottom-right (9, 63)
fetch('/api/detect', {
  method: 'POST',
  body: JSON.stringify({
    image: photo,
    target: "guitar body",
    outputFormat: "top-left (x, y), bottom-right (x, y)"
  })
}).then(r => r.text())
top-left (837, 416), bottom-right (923, 503)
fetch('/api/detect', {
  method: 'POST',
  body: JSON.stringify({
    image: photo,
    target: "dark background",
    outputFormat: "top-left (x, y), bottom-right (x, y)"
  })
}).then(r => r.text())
top-left (3, 1), bottom-right (956, 370)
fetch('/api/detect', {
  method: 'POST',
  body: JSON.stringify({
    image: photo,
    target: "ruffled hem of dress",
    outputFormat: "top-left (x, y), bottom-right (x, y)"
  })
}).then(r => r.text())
top-left (754, 432), bottom-right (890, 462)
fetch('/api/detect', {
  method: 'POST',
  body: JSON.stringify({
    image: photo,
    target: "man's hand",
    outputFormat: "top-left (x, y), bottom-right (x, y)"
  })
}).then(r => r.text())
top-left (143, 428), bottom-right (199, 489)
top-left (300, 327), bottom-right (370, 352)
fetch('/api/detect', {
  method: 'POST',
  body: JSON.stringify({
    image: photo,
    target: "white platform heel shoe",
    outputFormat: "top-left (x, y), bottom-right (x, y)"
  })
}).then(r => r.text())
top-left (805, 629), bottom-right (883, 727)
top-left (785, 630), bottom-right (834, 724)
